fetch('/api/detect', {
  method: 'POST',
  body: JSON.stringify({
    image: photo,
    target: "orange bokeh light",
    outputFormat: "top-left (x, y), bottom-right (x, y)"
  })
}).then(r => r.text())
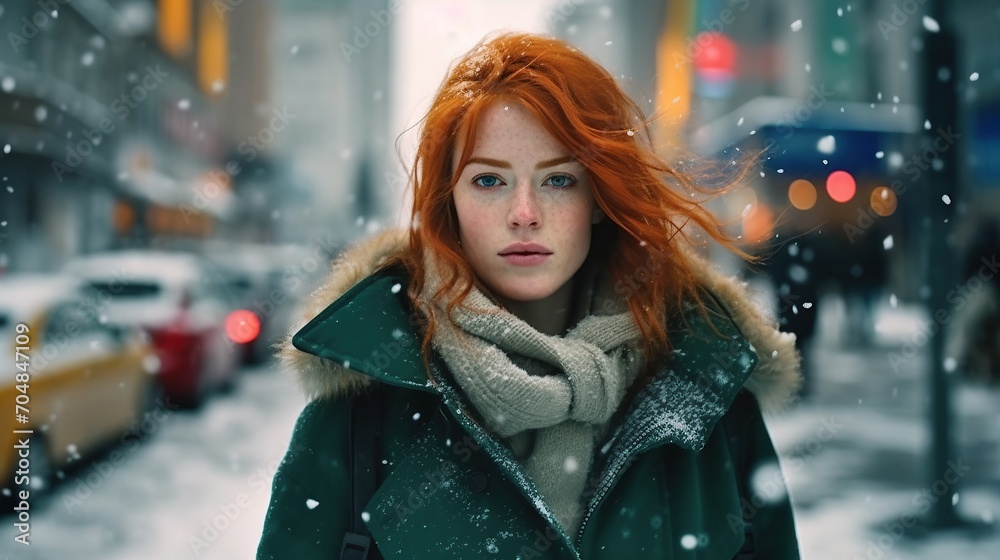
top-left (788, 179), bottom-right (817, 210)
top-left (742, 204), bottom-right (774, 244)
top-left (870, 186), bottom-right (898, 216)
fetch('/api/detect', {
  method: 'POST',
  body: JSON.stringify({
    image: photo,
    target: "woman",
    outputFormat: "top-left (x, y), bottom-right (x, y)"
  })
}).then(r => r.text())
top-left (258, 32), bottom-right (802, 559)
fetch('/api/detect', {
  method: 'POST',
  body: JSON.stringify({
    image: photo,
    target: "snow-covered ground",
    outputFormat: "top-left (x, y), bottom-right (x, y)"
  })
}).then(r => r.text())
top-left (767, 295), bottom-right (1000, 559)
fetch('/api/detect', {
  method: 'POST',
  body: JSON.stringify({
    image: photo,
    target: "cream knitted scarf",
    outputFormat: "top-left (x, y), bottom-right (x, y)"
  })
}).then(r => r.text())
top-left (420, 249), bottom-right (644, 536)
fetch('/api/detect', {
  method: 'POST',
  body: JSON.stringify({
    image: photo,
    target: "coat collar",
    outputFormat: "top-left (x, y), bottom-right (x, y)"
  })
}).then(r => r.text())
top-left (290, 264), bottom-right (433, 393)
top-left (282, 228), bottom-right (801, 414)
top-left (290, 258), bottom-right (762, 452)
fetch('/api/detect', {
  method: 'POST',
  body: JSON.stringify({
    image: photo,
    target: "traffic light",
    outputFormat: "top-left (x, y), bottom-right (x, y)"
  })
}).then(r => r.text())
top-left (693, 32), bottom-right (737, 98)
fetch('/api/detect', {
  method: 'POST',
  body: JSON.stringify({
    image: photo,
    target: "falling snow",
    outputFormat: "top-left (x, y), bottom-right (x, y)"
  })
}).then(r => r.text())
top-left (0, 5), bottom-right (996, 559)
top-left (680, 534), bottom-right (698, 550)
top-left (817, 135), bottom-right (836, 154)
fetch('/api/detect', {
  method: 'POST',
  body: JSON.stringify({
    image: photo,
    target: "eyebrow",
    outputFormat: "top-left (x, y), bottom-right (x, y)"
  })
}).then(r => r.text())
top-left (465, 155), bottom-right (576, 170)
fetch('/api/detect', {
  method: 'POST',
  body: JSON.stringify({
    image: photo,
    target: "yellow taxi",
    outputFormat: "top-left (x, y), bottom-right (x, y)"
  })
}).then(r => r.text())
top-left (0, 274), bottom-right (156, 494)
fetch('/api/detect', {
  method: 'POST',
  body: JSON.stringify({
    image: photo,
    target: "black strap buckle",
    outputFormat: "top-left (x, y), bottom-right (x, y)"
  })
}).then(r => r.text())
top-left (341, 532), bottom-right (372, 560)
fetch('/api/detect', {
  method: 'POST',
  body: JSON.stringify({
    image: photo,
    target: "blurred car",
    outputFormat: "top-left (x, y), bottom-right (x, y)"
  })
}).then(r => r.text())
top-left (0, 275), bottom-right (155, 495)
top-left (201, 242), bottom-right (322, 365)
top-left (63, 251), bottom-right (242, 407)
top-left (199, 251), bottom-right (279, 365)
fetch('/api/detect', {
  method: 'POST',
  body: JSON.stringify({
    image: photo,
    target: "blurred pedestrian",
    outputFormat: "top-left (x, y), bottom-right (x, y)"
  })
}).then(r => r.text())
top-left (765, 233), bottom-right (822, 397)
top-left (258, 32), bottom-right (802, 559)
top-left (947, 220), bottom-right (1000, 384)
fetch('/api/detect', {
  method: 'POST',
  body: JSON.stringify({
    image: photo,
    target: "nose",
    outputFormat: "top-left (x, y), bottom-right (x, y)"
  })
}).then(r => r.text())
top-left (508, 182), bottom-right (540, 228)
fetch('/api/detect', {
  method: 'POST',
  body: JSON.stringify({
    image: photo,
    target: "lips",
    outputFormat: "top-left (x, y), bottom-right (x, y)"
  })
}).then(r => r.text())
top-left (498, 243), bottom-right (552, 267)
top-left (498, 242), bottom-right (552, 256)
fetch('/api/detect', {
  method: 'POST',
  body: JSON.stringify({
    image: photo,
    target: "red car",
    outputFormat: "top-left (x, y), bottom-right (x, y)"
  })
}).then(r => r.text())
top-left (63, 251), bottom-right (242, 407)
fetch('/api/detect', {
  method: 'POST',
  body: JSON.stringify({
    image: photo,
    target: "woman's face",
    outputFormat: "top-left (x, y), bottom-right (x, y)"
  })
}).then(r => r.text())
top-left (451, 100), bottom-right (602, 303)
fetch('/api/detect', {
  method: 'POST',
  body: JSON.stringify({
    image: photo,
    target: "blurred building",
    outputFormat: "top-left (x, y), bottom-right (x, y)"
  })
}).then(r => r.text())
top-left (269, 0), bottom-right (395, 246)
top-left (550, 0), bottom-right (665, 120)
top-left (0, 0), bottom-right (276, 274)
top-left (954, 0), bottom-right (1000, 248)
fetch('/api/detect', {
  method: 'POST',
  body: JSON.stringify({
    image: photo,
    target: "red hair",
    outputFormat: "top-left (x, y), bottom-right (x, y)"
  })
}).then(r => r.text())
top-left (385, 32), bottom-right (751, 382)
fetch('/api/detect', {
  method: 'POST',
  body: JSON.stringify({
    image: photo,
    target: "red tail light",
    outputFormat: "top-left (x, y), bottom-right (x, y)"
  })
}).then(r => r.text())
top-left (226, 309), bottom-right (261, 344)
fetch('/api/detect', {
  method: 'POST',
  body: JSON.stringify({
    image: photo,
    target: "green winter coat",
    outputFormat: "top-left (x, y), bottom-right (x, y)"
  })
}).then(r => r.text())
top-left (257, 230), bottom-right (802, 560)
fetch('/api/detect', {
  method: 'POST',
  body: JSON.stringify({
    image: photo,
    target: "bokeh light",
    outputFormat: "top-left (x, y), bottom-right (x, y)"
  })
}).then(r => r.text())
top-left (225, 310), bottom-right (261, 344)
top-left (870, 186), bottom-right (898, 216)
top-left (826, 170), bottom-right (856, 203)
top-left (742, 204), bottom-right (774, 244)
top-left (788, 179), bottom-right (817, 210)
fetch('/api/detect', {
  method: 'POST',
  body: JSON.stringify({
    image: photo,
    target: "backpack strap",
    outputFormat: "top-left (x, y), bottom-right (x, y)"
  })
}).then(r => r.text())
top-left (724, 390), bottom-right (759, 560)
top-left (341, 387), bottom-right (384, 560)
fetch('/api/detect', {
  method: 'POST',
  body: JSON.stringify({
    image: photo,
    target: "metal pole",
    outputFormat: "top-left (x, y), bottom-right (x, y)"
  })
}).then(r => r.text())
top-left (921, 0), bottom-right (960, 528)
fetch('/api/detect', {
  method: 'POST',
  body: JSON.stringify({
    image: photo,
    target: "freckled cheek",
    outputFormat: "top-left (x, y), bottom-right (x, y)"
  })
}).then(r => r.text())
top-left (553, 204), bottom-right (595, 231)
top-left (555, 207), bottom-right (594, 256)
top-left (455, 200), bottom-right (492, 242)
top-left (457, 214), bottom-right (496, 261)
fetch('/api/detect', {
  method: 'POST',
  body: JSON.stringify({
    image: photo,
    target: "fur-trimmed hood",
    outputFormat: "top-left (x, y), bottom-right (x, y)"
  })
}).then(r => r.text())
top-left (279, 229), bottom-right (801, 412)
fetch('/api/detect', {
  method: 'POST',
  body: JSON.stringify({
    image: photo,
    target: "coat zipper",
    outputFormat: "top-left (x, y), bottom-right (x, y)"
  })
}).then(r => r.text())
top-left (430, 360), bottom-right (584, 559)
top-left (576, 421), bottom-right (662, 545)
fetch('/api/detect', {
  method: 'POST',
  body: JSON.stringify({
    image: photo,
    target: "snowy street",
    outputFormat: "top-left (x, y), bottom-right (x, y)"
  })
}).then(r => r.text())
top-left (768, 296), bottom-right (1000, 559)
top-left (0, 363), bottom-right (308, 560)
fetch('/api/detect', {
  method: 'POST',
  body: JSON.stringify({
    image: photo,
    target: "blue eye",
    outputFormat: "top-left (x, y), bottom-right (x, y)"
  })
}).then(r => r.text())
top-left (545, 174), bottom-right (576, 188)
top-left (473, 174), bottom-right (503, 188)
